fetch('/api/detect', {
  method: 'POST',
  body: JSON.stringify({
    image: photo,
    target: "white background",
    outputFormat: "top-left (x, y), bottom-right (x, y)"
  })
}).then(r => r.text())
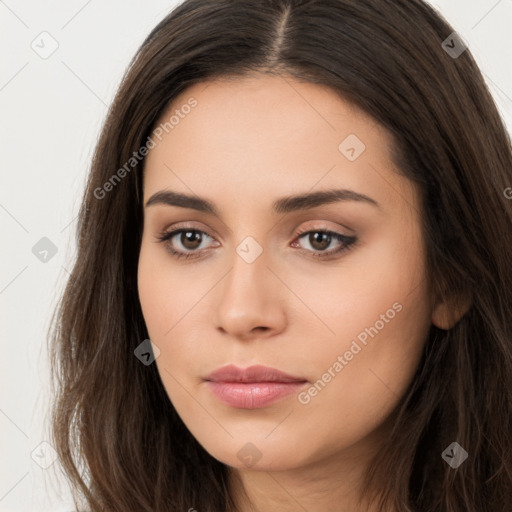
top-left (1, 1), bottom-right (511, 510)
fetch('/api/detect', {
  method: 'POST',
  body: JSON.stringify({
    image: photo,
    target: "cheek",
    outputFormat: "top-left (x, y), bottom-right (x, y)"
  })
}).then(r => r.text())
top-left (295, 230), bottom-right (431, 432)
top-left (291, 285), bottom-right (431, 462)
top-left (137, 240), bottom-right (193, 337)
top-left (137, 248), bottom-right (166, 337)
top-left (137, 241), bottom-right (211, 378)
top-left (290, 223), bottom-right (429, 354)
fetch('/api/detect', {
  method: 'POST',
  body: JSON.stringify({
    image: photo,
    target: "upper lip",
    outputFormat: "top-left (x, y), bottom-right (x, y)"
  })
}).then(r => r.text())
top-left (205, 364), bottom-right (307, 383)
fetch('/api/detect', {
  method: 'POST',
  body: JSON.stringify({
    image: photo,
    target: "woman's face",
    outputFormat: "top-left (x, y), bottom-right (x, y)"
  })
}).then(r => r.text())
top-left (138, 74), bottom-right (433, 473)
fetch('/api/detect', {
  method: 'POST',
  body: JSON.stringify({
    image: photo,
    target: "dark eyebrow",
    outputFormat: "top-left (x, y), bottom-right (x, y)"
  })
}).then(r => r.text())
top-left (272, 188), bottom-right (379, 213)
top-left (144, 188), bottom-right (379, 214)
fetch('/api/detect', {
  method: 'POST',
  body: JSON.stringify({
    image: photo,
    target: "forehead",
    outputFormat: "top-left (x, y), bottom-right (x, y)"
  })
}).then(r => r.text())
top-left (142, 74), bottom-right (416, 215)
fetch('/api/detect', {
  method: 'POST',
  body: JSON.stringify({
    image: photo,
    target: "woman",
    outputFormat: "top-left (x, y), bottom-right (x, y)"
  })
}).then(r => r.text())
top-left (48, 0), bottom-right (512, 510)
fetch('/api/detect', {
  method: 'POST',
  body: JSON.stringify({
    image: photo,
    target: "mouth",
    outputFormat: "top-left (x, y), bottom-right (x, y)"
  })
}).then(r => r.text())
top-left (204, 364), bottom-right (308, 409)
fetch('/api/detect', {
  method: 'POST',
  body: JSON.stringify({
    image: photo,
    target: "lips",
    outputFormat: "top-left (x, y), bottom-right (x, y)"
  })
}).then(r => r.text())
top-left (204, 364), bottom-right (308, 409)
top-left (204, 364), bottom-right (306, 383)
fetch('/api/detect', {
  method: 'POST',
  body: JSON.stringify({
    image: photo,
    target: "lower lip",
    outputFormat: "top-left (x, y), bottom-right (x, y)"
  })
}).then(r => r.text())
top-left (205, 381), bottom-right (307, 409)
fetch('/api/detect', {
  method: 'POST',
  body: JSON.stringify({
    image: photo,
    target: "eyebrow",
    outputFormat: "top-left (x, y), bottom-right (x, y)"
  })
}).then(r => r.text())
top-left (144, 188), bottom-right (379, 214)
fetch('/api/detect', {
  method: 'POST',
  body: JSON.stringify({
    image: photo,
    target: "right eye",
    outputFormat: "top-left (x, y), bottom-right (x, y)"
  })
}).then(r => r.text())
top-left (156, 227), bottom-right (218, 260)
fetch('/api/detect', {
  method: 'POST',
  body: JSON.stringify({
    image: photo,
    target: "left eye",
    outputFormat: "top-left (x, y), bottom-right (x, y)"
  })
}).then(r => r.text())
top-left (292, 229), bottom-right (356, 259)
top-left (155, 227), bottom-right (356, 260)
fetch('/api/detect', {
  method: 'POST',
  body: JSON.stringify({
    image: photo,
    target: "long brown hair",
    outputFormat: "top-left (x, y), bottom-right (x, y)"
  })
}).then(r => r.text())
top-left (48, 0), bottom-right (512, 510)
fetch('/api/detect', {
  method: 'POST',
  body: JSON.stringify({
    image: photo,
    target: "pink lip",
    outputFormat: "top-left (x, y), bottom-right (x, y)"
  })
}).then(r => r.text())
top-left (204, 364), bottom-right (308, 409)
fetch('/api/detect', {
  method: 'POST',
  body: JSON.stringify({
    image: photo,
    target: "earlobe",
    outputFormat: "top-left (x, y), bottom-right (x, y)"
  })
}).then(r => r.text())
top-left (431, 293), bottom-right (472, 330)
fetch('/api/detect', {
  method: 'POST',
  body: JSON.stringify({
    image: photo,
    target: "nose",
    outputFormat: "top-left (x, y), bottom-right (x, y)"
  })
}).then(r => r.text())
top-left (214, 244), bottom-right (287, 341)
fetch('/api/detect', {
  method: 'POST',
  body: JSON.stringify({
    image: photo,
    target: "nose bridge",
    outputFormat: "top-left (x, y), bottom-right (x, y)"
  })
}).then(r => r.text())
top-left (223, 233), bottom-right (270, 301)
top-left (214, 231), bottom-right (286, 337)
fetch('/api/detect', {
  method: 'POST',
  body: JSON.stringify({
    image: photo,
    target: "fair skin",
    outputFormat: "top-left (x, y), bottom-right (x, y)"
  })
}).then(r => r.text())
top-left (137, 73), bottom-right (454, 511)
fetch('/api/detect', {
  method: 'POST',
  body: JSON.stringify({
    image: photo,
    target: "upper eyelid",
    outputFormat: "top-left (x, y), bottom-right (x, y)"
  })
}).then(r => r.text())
top-left (160, 219), bottom-right (354, 237)
top-left (161, 224), bottom-right (217, 243)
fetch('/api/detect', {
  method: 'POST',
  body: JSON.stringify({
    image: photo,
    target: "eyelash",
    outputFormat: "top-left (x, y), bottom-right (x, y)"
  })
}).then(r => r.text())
top-left (155, 225), bottom-right (357, 261)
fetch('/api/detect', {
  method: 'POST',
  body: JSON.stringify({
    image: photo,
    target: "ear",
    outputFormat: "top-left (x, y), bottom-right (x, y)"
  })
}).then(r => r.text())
top-left (431, 292), bottom-right (472, 330)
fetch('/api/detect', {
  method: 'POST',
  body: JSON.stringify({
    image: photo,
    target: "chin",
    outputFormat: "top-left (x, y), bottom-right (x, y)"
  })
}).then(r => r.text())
top-left (199, 437), bottom-right (309, 472)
